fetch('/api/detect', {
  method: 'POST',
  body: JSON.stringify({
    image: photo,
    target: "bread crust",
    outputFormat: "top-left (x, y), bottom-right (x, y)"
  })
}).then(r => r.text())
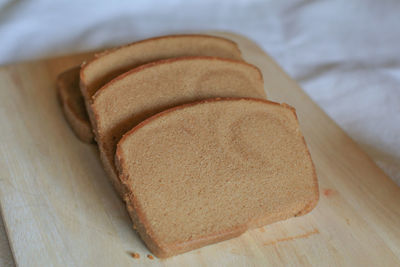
top-left (92, 56), bottom-right (263, 100)
top-left (79, 34), bottom-right (243, 100)
top-left (115, 97), bottom-right (319, 258)
top-left (80, 34), bottom-right (241, 78)
top-left (56, 67), bottom-right (94, 143)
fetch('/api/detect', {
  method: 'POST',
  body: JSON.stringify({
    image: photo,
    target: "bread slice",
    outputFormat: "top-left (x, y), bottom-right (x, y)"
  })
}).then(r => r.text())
top-left (80, 34), bottom-right (243, 101)
top-left (57, 67), bottom-right (94, 143)
top-left (115, 97), bottom-right (319, 258)
top-left (92, 57), bottom-right (266, 198)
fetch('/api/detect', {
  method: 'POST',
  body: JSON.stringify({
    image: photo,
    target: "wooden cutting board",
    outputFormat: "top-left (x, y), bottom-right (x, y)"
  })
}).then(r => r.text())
top-left (0, 32), bottom-right (399, 267)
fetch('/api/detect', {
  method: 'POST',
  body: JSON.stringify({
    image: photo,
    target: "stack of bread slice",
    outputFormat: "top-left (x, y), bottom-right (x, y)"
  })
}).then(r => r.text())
top-left (58, 35), bottom-right (244, 143)
top-left (57, 34), bottom-right (319, 258)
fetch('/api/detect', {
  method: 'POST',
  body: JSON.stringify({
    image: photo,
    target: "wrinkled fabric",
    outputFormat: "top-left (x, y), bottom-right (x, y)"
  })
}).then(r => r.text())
top-left (0, 0), bottom-right (399, 265)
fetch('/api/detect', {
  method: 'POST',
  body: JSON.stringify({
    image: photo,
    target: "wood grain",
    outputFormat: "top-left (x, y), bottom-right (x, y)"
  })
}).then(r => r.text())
top-left (0, 32), bottom-right (399, 267)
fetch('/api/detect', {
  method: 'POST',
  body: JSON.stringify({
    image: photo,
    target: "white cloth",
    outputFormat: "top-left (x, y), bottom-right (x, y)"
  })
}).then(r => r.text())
top-left (1, 0), bottom-right (399, 265)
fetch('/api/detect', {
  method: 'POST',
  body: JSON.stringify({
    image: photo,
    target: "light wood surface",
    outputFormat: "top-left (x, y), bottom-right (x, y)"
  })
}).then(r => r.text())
top-left (0, 32), bottom-right (399, 267)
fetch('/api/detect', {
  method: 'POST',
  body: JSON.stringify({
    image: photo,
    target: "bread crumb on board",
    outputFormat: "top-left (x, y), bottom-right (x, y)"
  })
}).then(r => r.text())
top-left (129, 252), bottom-right (140, 259)
top-left (147, 254), bottom-right (154, 260)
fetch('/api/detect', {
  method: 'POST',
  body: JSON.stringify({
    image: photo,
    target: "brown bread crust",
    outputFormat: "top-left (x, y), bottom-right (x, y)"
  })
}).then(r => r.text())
top-left (115, 97), bottom-right (319, 258)
top-left (93, 56), bottom-right (263, 99)
top-left (56, 67), bottom-right (94, 143)
top-left (79, 34), bottom-right (243, 101)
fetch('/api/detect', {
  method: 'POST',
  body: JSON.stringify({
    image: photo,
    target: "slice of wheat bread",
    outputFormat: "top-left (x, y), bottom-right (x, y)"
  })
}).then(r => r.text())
top-left (80, 34), bottom-right (243, 101)
top-left (57, 67), bottom-right (94, 143)
top-left (115, 97), bottom-right (319, 258)
top-left (92, 57), bottom-right (266, 198)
